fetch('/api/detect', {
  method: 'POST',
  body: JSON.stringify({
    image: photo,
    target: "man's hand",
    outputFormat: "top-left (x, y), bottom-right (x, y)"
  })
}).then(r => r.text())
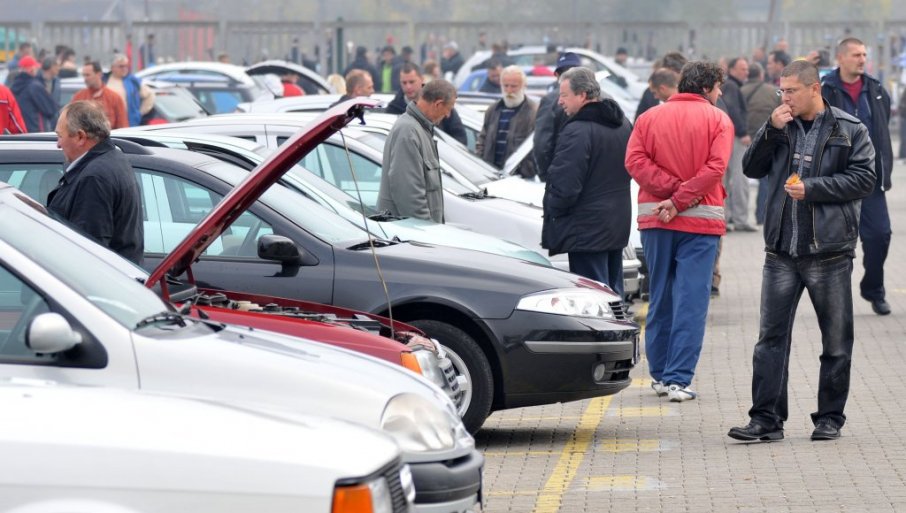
top-left (652, 198), bottom-right (678, 224)
top-left (784, 181), bottom-right (805, 200)
top-left (771, 104), bottom-right (794, 129)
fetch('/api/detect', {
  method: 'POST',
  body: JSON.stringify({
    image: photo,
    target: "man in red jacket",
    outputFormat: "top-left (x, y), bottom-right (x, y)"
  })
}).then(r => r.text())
top-left (625, 61), bottom-right (734, 402)
top-left (0, 84), bottom-right (26, 134)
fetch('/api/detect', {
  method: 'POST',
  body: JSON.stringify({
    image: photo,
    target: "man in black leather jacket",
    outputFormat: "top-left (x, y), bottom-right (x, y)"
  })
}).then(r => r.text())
top-left (728, 60), bottom-right (875, 443)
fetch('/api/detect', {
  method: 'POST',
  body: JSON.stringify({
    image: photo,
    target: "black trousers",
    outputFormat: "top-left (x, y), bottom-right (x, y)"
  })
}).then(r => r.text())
top-left (859, 186), bottom-right (891, 302)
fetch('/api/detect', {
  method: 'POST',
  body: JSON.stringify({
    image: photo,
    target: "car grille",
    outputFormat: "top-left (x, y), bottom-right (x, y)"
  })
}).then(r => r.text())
top-left (609, 301), bottom-right (630, 321)
top-left (383, 459), bottom-right (413, 513)
top-left (438, 349), bottom-right (466, 410)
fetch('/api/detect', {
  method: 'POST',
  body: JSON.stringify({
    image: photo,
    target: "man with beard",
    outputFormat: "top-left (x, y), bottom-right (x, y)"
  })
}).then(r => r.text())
top-left (475, 65), bottom-right (538, 178)
top-left (543, 66), bottom-right (632, 296)
top-left (385, 62), bottom-right (467, 145)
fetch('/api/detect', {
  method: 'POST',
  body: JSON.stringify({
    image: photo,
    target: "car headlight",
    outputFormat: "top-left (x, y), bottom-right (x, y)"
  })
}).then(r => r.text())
top-left (412, 348), bottom-right (446, 389)
top-left (516, 288), bottom-right (618, 320)
top-left (381, 393), bottom-right (471, 453)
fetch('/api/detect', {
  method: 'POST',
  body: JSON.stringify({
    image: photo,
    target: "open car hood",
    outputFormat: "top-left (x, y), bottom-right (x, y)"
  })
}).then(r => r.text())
top-left (145, 98), bottom-right (380, 290)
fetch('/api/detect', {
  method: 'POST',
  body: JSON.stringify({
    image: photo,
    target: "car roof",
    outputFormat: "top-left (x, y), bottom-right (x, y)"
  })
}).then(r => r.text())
top-left (137, 61), bottom-right (256, 85)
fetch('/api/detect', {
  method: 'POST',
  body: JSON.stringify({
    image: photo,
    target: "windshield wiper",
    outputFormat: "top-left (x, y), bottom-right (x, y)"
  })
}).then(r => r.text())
top-left (347, 238), bottom-right (398, 251)
top-left (368, 210), bottom-right (407, 222)
top-left (135, 311), bottom-right (188, 330)
top-left (460, 189), bottom-right (490, 200)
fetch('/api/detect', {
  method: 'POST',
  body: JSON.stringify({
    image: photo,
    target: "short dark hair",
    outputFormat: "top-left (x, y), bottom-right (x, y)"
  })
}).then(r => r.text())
top-left (661, 52), bottom-right (688, 73)
top-left (769, 50), bottom-right (791, 67)
top-left (420, 79), bottom-right (456, 104)
top-left (85, 61), bottom-right (102, 73)
top-left (650, 68), bottom-right (679, 89)
top-left (677, 61), bottom-right (725, 95)
top-left (748, 62), bottom-right (764, 80)
top-left (780, 60), bottom-right (820, 86)
top-left (61, 101), bottom-right (110, 141)
top-left (727, 57), bottom-right (747, 70)
top-left (836, 37), bottom-right (865, 56)
top-left (399, 62), bottom-right (421, 76)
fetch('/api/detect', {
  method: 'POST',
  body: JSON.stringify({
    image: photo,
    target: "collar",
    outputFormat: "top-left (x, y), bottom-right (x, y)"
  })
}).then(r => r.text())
top-left (405, 101), bottom-right (435, 133)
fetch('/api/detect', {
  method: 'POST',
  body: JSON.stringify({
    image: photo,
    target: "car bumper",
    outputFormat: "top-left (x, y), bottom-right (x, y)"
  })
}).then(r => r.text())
top-left (411, 449), bottom-right (484, 512)
top-left (483, 310), bottom-right (639, 410)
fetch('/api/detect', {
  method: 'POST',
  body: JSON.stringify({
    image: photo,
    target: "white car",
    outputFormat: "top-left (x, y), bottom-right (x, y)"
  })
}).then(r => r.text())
top-left (0, 379), bottom-right (414, 513)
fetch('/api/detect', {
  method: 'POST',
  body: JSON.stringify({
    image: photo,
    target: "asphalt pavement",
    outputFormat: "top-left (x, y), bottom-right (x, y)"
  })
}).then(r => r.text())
top-left (476, 154), bottom-right (906, 513)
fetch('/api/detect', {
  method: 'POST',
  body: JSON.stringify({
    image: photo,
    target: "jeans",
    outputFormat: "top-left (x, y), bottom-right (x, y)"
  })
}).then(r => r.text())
top-left (569, 250), bottom-right (624, 298)
top-left (641, 229), bottom-right (719, 387)
top-left (859, 186), bottom-right (891, 302)
top-left (749, 252), bottom-right (854, 430)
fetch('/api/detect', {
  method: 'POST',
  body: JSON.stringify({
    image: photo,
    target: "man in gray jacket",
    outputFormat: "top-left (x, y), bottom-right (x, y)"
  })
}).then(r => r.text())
top-left (377, 79), bottom-right (456, 223)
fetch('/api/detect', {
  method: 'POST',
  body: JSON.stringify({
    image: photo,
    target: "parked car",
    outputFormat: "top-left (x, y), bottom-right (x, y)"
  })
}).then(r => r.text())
top-left (137, 62), bottom-right (269, 113)
top-left (131, 112), bottom-right (641, 298)
top-left (245, 59), bottom-right (332, 95)
top-left (0, 178), bottom-right (482, 512)
top-left (457, 66), bottom-right (553, 98)
top-left (0, 378), bottom-right (414, 512)
top-left (111, 128), bottom-right (552, 268)
top-left (59, 79), bottom-right (210, 124)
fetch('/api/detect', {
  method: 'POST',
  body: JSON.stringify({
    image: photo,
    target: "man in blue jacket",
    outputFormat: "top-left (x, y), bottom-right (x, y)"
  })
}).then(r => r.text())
top-left (9, 55), bottom-right (57, 133)
top-left (105, 54), bottom-right (154, 127)
top-left (821, 37), bottom-right (894, 316)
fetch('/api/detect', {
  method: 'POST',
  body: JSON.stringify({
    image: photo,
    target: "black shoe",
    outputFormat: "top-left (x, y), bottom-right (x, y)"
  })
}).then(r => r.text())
top-left (811, 420), bottom-right (841, 441)
top-left (728, 422), bottom-right (784, 442)
top-left (870, 298), bottom-right (891, 316)
top-left (711, 286), bottom-right (720, 298)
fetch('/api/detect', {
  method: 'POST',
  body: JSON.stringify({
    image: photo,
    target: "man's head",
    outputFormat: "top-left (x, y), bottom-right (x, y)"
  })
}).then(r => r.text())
top-left (677, 61), bottom-right (725, 105)
top-left (81, 61), bottom-right (104, 91)
top-left (217, 52), bottom-right (230, 64)
top-left (17, 55), bottom-right (40, 76)
top-left (649, 68), bottom-right (679, 102)
top-left (442, 41), bottom-right (458, 59)
top-left (415, 79), bottom-right (456, 124)
top-left (111, 54), bottom-right (130, 78)
top-left (42, 57), bottom-right (59, 78)
top-left (485, 60), bottom-right (503, 86)
top-left (660, 51), bottom-right (688, 74)
top-left (355, 45), bottom-right (368, 60)
top-left (55, 101), bottom-right (111, 164)
top-left (399, 63), bottom-right (423, 101)
top-left (615, 47), bottom-right (629, 66)
top-left (558, 66), bottom-right (599, 116)
top-left (727, 57), bottom-right (749, 83)
top-left (401, 46), bottom-right (414, 63)
top-left (766, 50), bottom-right (791, 80)
top-left (748, 62), bottom-right (765, 82)
top-left (752, 47), bottom-right (766, 63)
top-left (344, 69), bottom-right (374, 97)
top-left (381, 46), bottom-right (396, 64)
top-left (500, 65), bottom-right (526, 108)
top-left (835, 37), bottom-right (867, 82)
top-left (18, 42), bottom-right (32, 56)
top-left (778, 60), bottom-right (823, 120)
top-left (554, 51), bottom-right (581, 77)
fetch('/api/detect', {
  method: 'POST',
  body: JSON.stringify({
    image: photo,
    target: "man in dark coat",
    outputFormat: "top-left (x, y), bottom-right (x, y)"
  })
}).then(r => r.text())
top-left (440, 41), bottom-right (464, 76)
top-left (821, 37), bottom-right (894, 316)
top-left (10, 56), bottom-right (57, 133)
top-left (542, 66), bottom-right (632, 297)
top-left (533, 52), bottom-right (580, 180)
top-left (385, 63), bottom-right (467, 145)
top-left (344, 46), bottom-right (379, 82)
top-left (47, 101), bottom-right (144, 264)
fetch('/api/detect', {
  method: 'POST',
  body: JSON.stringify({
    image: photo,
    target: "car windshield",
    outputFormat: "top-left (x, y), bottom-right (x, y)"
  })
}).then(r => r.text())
top-left (153, 91), bottom-right (207, 121)
top-left (435, 133), bottom-right (500, 187)
top-left (2, 206), bottom-right (170, 328)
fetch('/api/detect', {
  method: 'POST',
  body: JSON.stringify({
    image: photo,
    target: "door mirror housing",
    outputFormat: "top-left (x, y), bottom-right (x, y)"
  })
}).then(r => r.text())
top-left (257, 234), bottom-right (319, 266)
top-left (27, 313), bottom-right (83, 354)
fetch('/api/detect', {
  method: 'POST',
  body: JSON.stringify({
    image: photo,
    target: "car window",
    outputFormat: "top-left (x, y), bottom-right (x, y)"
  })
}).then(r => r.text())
top-left (137, 169), bottom-right (273, 257)
top-left (192, 90), bottom-right (243, 114)
top-left (0, 164), bottom-right (64, 205)
top-left (0, 263), bottom-right (52, 362)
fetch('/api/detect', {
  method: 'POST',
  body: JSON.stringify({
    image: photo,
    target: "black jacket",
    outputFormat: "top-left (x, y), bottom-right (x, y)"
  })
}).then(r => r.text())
top-left (533, 88), bottom-right (569, 180)
top-left (742, 103), bottom-right (876, 257)
top-left (343, 58), bottom-right (378, 85)
top-left (10, 73), bottom-right (57, 133)
top-left (821, 69), bottom-right (893, 190)
top-left (46, 139), bottom-right (144, 263)
top-left (541, 100), bottom-right (632, 255)
top-left (384, 90), bottom-right (467, 145)
top-left (441, 52), bottom-right (464, 75)
top-left (720, 76), bottom-right (748, 137)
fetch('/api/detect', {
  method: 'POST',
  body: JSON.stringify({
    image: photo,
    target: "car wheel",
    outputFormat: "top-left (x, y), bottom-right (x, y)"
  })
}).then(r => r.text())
top-left (409, 320), bottom-right (493, 434)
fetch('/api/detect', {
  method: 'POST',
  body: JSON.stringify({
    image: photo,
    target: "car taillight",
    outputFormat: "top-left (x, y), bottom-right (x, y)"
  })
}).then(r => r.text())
top-left (399, 351), bottom-right (423, 375)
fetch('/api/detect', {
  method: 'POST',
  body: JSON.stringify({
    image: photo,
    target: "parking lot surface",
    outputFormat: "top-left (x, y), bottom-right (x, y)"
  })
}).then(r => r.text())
top-left (476, 157), bottom-right (906, 513)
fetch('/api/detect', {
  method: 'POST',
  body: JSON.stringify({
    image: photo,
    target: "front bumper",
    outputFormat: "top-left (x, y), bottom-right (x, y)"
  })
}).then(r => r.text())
top-left (483, 309), bottom-right (639, 410)
top-left (410, 449), bottom-right (483, 512)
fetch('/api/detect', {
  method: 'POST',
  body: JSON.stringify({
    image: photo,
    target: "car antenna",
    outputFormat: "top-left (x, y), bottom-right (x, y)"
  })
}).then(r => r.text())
top-left (338, 129), bottom-right (394, 339)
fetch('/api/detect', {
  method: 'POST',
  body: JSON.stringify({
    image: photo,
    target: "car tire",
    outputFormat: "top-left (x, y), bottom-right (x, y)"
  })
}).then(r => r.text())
top-left (409, 320), bottom-right (493, 434)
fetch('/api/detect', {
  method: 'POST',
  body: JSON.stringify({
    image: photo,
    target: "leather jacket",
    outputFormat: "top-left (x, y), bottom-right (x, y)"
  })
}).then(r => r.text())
top-left (742, 103), bottom-right (876, 256)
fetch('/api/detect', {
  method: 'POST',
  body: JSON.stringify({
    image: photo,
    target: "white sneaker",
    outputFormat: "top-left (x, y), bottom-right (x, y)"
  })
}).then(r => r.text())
top-left (667, 384), bottom-right (697, 402)
top-left (651, 380), bottom-right (668, 397)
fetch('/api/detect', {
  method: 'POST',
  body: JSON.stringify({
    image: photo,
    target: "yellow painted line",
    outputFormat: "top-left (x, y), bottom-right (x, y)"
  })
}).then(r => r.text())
top-left (632, 302), bottom-right (648, 326)
top-left (609, 405), bottom-right (674, 417)
top-left (531, 396), bottom-right (612, 513)
top-left (599, 439), bottom-right (662, 453)
top-left (632, 377), bottom-right (655, 387)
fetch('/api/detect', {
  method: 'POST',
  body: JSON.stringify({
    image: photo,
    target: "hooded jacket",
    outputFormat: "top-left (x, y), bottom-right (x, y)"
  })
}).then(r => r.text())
top-left (541, 99), bottom-right (632, 255)
top-left (626, 93), bottom-right (733, 236)
top-left (821, 69), bottom-right (893, 191)
top-left (742, 102), bottom-right (876, 257)
top-left (10, 73), bottom-right (57, 133)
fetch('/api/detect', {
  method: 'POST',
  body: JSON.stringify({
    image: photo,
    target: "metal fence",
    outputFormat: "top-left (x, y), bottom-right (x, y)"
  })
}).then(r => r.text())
top-left (4, 19), bottom-right (905, 82)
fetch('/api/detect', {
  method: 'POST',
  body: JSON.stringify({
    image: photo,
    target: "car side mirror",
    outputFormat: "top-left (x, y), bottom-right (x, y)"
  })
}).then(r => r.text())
top-left (26, 313), bottom-right (82, 354)
top-left (258, 234), bottom-right (319, 266)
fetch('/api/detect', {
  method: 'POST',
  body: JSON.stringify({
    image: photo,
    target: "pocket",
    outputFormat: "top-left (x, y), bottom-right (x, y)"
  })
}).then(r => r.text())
top-left (424, 165), bottom-right (442, 193)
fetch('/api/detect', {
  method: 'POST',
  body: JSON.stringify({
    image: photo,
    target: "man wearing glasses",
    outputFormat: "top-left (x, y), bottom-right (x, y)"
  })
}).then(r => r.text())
top-left (105, 54), bottom-right (154, 127)
top-left (729, 60), bottom-right (876, 443)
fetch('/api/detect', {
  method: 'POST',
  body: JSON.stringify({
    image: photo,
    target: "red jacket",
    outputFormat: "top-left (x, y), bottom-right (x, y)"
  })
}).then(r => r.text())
top-left (625, 93), bottom-right (733, 236)
top-left (0, 85), bottom-right (26, 134)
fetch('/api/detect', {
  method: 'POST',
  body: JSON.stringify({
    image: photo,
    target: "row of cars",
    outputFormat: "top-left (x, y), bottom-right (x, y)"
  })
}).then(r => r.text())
top-left (0, 99), bottom-right (640, 511)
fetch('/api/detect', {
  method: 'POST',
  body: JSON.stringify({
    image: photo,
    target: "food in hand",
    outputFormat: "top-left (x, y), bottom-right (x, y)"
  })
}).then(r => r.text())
top-left (785, 173), bottom-right (801, 185)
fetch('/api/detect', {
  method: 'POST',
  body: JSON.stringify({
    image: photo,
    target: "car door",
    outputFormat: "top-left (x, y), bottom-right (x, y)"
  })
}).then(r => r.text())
top-left (135, 166), bottom-right (336, 304)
